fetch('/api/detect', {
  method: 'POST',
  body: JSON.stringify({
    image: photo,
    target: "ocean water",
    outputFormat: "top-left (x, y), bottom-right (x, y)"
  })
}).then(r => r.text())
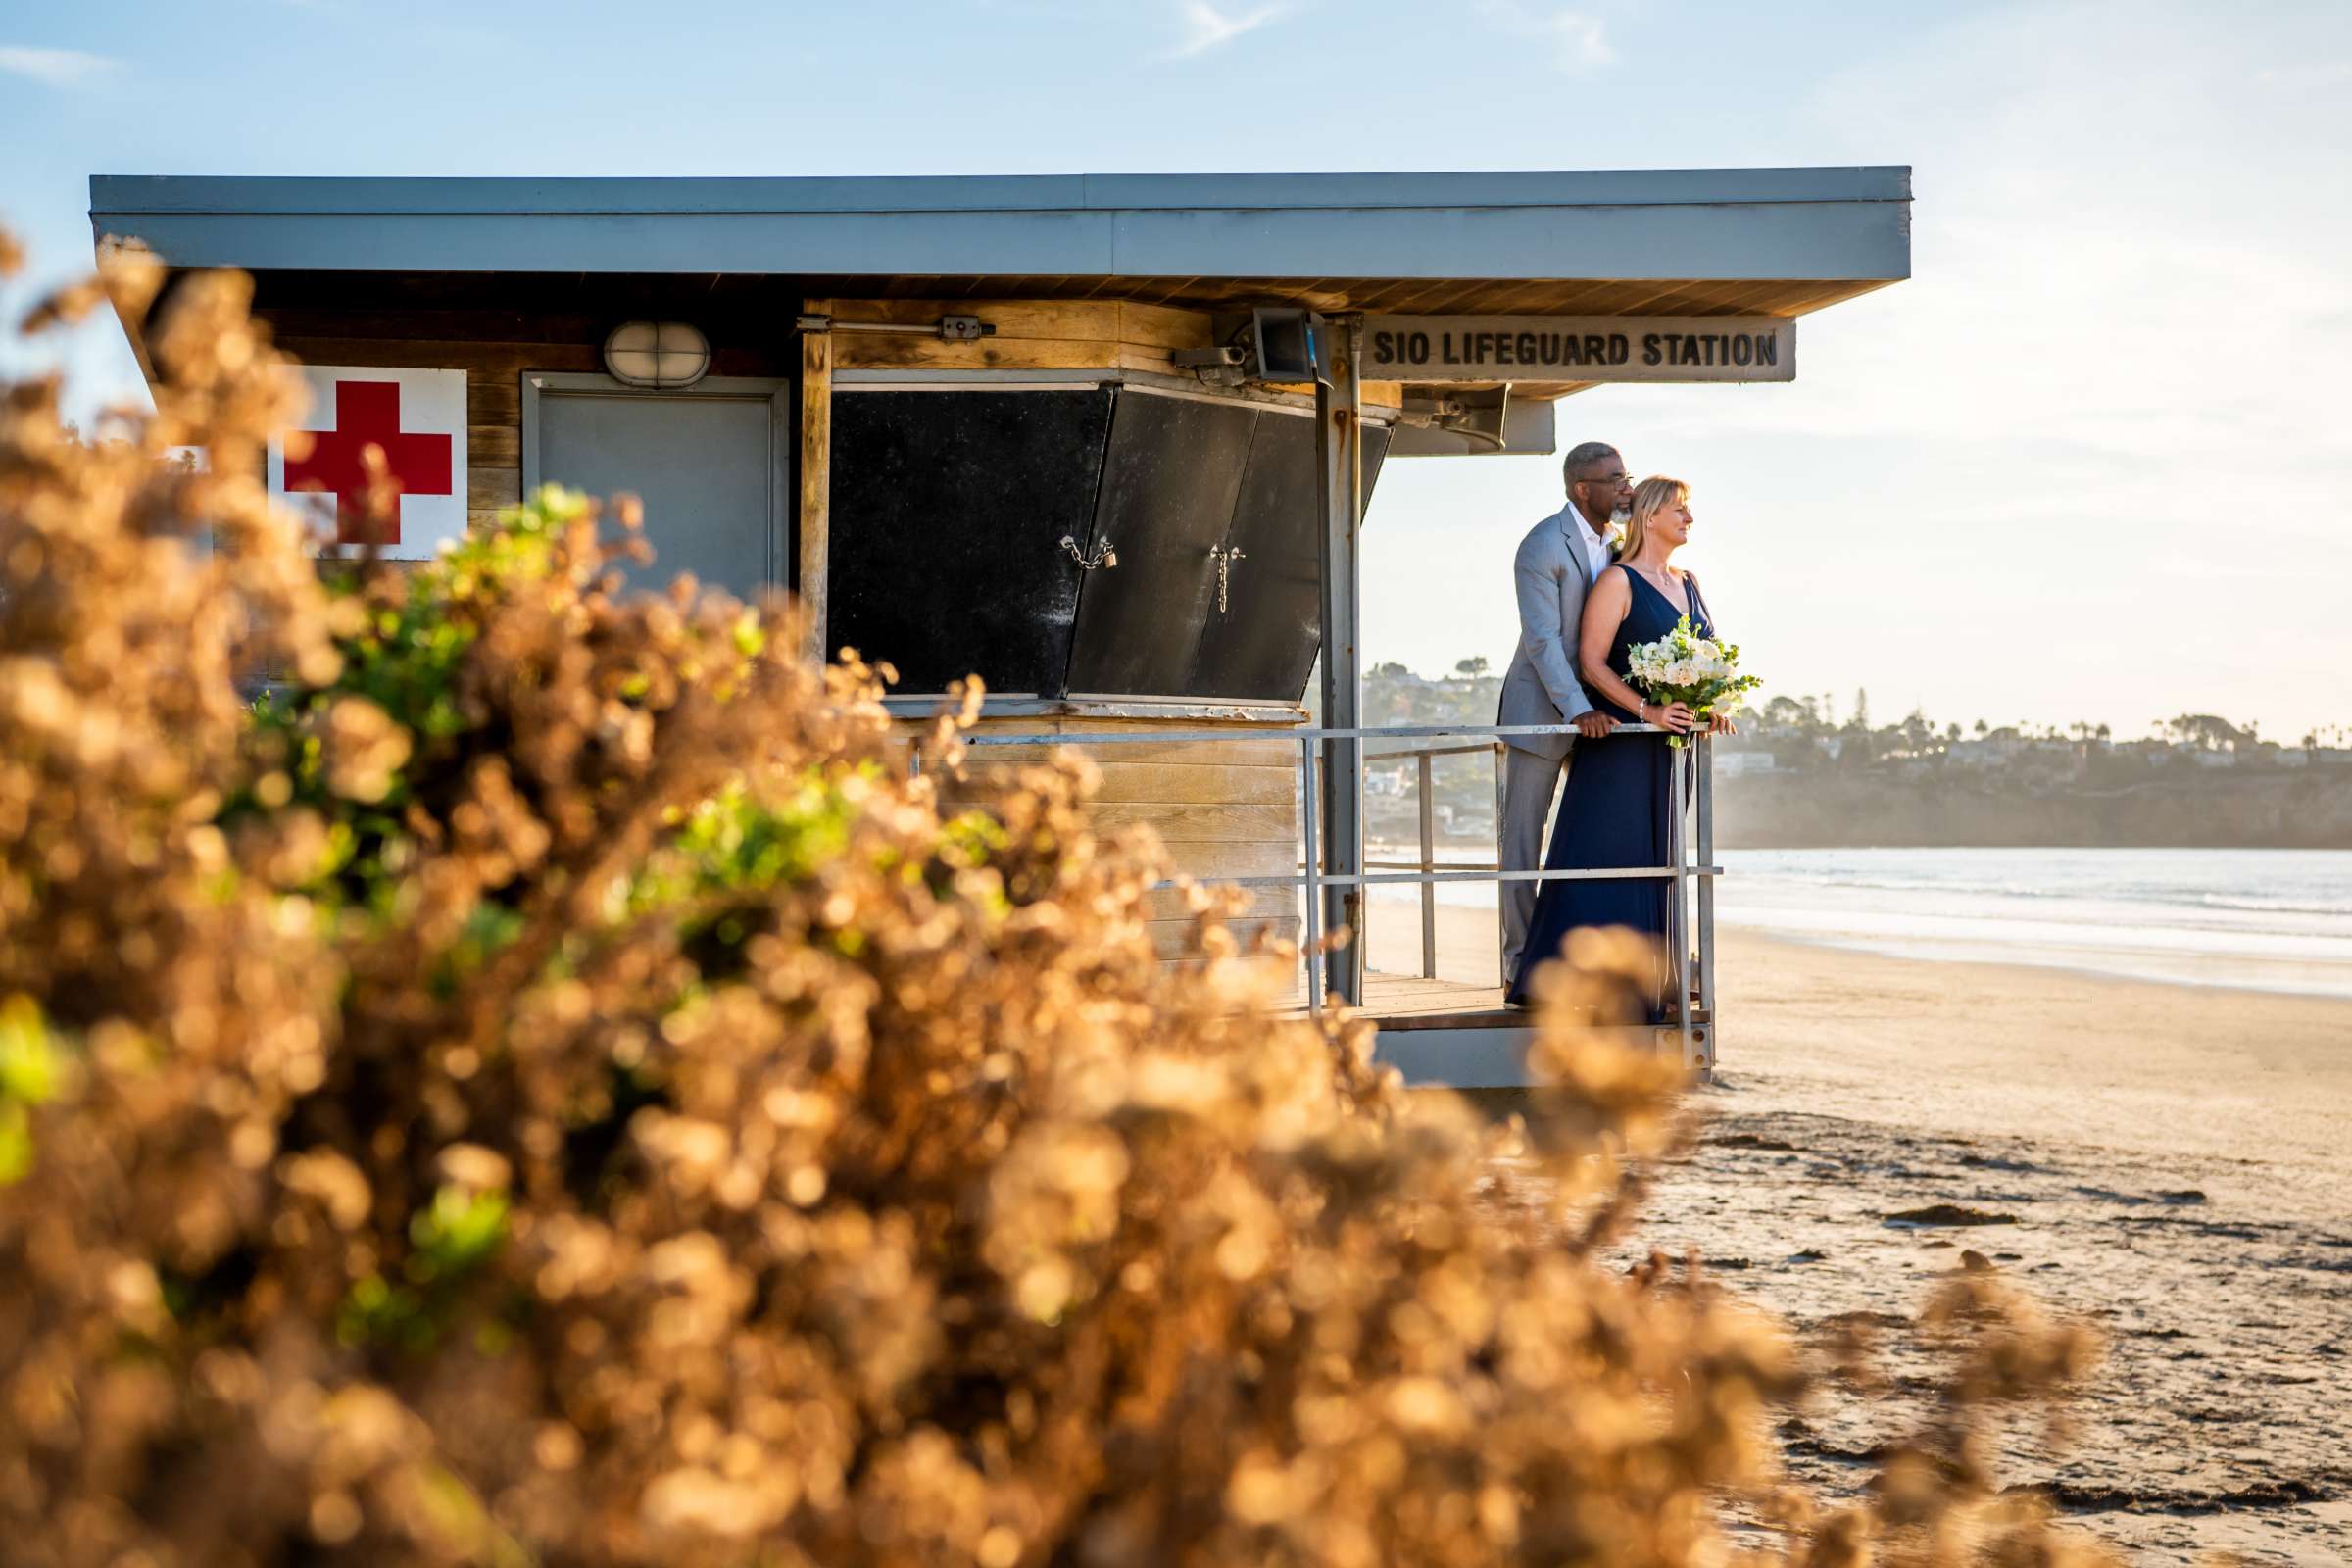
top-left (1365, 846), bottom-right (2352, 998)
top-left (1715, 847), bottom-right (2352, 998)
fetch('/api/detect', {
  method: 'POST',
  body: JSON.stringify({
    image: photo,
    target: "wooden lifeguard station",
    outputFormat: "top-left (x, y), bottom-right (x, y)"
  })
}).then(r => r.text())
top-left (91, 169), bottom-right (1911, 1080)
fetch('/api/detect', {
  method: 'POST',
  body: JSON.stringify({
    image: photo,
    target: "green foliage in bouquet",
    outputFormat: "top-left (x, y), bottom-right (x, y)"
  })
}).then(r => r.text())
top-left (1626, 614), bottom-right (1764, 747)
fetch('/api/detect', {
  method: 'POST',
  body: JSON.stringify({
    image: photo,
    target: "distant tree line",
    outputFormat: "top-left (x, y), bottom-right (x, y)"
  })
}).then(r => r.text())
top-left (1355, 662), bottom-right (2352, 844)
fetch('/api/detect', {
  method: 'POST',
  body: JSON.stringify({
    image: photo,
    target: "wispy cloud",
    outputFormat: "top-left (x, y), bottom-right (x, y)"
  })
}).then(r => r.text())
top-left (1475, 2), bottom-right (1616, 75)
top-left (1169, 1), bottom-right (1285, 59)
top-left (0, 45), bottom-right (120, 88)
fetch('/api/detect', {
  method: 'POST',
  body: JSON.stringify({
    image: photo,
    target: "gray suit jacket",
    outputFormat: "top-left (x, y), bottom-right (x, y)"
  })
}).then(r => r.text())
top-left (1497, 502), bottom-right (1605, 760)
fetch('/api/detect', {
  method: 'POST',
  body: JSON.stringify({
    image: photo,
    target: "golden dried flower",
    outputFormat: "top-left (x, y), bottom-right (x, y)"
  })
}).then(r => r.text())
top-left (0, 231), bottom-right (2114, 1568)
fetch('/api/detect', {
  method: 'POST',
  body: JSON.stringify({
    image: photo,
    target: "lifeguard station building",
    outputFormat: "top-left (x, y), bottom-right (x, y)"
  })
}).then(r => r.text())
top-left (91, 169), bottom-right (1912, 1079)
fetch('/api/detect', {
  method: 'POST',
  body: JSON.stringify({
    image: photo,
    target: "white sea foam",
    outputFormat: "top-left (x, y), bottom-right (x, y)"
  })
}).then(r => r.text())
top-left (1366, 846), bottom-right (2352, 999)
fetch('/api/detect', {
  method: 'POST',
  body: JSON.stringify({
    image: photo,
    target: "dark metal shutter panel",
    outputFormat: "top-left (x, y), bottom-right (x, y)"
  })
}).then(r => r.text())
top-left (1184, 409), bottom-right (1316, 700)
top-left (1186, 416), bottom-right (1392, 703)
top-left (826, 389), bottom-right (1112, 695)
top-left (1063, 391), bottom-right (1255, 696)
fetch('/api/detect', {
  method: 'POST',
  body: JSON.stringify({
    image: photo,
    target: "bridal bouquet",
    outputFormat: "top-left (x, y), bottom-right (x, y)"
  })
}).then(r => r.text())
top-left (1626, 615), bottom-right (1761, 747)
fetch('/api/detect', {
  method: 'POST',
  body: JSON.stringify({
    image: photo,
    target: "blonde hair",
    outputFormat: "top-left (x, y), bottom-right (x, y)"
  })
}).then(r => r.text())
top-left (1615, 476), bottom-right (1689, 563)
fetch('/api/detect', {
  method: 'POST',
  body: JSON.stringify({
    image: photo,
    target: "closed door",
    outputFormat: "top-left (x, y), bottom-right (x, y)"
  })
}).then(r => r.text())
top-left (526, 375), bottom-right (786, 600)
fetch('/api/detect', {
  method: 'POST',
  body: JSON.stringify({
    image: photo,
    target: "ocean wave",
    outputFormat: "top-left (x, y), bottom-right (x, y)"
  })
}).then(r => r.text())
top-left (1731, 876), bottom-right (2352, 921)
top-left (1366, 848), bottom-right (2352, 993)
top-left (1724, 851), bottom-right (2352, 918)
top-left (2188, 891), bottom-right (2352, 917)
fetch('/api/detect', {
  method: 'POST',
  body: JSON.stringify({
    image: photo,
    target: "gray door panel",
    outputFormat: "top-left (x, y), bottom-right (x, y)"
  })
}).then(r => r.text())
top-left (527, 378), bottom-right (784, 600)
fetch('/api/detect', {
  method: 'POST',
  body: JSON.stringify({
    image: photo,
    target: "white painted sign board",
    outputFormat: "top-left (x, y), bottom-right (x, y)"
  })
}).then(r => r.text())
top-left (267, 366), bottom-right (468, 559)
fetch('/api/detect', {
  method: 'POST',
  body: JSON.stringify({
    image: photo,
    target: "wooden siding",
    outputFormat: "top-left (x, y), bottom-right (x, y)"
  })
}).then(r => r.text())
top-left (260, 304), bottom-right (794, 537)
top-left (238, 268), bottom-right (1894, 413)
top-left (260, 293), bottom-right (1398, 539)
top-left (822, 297), bottom-right (1402, 407)
top-left (907, 712), bottom-right (1304, 965)
top-left (261, 297), bottom-right (1323, 974)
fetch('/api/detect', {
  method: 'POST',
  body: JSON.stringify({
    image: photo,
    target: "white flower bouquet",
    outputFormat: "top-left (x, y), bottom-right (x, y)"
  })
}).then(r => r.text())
top-left (1625, 614), bottom-right (1761, 747)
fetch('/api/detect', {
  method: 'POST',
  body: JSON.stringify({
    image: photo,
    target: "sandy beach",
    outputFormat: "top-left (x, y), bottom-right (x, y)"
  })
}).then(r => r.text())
top-left (1368, 903), bottom-right (2352, 1563)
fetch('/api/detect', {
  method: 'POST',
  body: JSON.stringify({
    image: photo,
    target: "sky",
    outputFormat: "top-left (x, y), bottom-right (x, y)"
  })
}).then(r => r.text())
top-left (3, 0), bottom-right (2348, 740)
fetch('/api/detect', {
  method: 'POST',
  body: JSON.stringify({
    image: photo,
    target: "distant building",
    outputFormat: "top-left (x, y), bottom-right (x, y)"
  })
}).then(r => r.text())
top-left (1716, 751), bottom-right (1778, 776)
top-left (1947, 738), bottom-right (2016, 766)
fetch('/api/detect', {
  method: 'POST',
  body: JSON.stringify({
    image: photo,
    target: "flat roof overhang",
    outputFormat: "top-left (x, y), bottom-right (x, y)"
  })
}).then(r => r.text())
top-left (88, 169), bottom-right (1910, 321)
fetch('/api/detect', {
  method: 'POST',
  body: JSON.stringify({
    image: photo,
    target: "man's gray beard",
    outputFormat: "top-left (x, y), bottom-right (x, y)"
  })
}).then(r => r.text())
top-left (1610, 505), bottom-right (1633, 527)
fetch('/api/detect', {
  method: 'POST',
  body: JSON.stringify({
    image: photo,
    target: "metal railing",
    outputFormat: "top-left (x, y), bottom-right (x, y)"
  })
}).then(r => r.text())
top-left (1362, 739), bottom-right (1497, 981)
top-left (935, 721), bottom-right (1718, 1068)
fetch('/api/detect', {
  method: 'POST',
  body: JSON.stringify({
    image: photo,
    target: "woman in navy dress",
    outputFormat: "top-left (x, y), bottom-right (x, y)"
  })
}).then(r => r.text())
top-left (1506, 476), bottom-right (1735, 1015)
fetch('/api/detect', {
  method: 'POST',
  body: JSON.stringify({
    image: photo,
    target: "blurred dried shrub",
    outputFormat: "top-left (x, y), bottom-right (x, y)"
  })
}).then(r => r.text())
top-left (0, 234), bottom-right (2111, 1567)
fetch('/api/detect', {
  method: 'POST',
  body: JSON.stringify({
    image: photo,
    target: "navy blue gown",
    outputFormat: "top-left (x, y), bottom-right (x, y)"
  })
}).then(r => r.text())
top-left (1506, 564), bottom-right (1716, 1016)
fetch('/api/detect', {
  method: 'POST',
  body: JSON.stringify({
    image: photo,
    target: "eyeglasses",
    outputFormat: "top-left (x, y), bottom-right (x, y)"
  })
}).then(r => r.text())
top-left (1578, 472), bottom-right (1632, 488)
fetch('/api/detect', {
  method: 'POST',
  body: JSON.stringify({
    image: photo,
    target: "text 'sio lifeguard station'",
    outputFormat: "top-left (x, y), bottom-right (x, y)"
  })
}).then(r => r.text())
top-left (91, 169), bottom-right (1910, 1084)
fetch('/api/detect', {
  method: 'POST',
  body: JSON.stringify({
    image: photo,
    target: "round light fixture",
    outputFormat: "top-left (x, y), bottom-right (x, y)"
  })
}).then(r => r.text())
top-left (602, 320), bottom-right (712, 389)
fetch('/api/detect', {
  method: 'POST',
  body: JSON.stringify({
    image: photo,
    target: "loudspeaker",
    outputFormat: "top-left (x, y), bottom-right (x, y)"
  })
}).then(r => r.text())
top-left (1249, 308), bottom-right (1324, 383)
top-left (1441, 385), bottom-right (1512, 449)
top-left (1396, 385), bottom-right (1515, 451)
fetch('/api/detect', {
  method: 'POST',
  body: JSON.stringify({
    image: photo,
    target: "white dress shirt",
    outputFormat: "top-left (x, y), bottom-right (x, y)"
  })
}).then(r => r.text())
top-left (1567, 501), bottom-right (1614, 584)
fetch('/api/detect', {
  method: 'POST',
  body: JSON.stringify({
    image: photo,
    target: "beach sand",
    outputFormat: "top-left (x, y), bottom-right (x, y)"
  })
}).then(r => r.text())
top-left (1365, 901), bottom-right (2352, 1563)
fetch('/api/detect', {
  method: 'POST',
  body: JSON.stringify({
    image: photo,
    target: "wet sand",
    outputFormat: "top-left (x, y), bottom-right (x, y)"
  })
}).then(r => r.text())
top-left (1373, 906), bottom-right (2352, 1562)
top-left (1648, 932), bottom-right (2352, 1564)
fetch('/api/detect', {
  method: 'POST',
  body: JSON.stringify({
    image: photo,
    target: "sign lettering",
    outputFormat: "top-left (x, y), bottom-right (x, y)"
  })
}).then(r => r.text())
top-left (1362, 316), bottom-right (1794, 383)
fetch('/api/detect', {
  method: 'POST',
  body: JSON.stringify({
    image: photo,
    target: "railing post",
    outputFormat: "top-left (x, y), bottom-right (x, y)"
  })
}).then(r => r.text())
top-left (1298, 735), bottom-right (1323, 1013)
top-left (1670, 738), bottom-right (1693, 1068)
top-left (1416, 750), bottom-right (1437, 980)
top-left (1493, 742), bottom-right (1508, 988)
top-left (1696, 734), bottom-right (1716, 1072)
top-left (947, 722), bottom-right (1726, 1060)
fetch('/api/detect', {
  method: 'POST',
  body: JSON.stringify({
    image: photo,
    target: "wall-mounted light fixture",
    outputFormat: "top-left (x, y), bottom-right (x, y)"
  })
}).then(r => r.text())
top-left (603, 320), bottom-right (712, 389)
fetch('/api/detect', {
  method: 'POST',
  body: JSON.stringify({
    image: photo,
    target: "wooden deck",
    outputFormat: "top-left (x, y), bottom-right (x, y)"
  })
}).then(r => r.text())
top-left (1281, 969), bottom-right (1713, 1087)
top-left (1289, 968), bottom-right (1505, 1020)
top-left (1338, 969), bottom-right (1709, 1031)
top-left (1272, 970), bottom-right (1525, 1031)
top-left (1361, 970), bottom-right (1511, 1021)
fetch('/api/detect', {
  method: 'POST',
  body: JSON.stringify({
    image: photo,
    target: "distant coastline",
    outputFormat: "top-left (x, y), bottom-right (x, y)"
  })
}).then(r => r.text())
top-left (1710, 769), bottom-right (2352, 850)
top-left (1378, 770), bottom-right (2352, 853)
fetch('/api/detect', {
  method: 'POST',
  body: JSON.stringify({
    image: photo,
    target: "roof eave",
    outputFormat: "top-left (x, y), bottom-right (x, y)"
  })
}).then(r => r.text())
top-left (88, 169), bottom-right (1912, 286)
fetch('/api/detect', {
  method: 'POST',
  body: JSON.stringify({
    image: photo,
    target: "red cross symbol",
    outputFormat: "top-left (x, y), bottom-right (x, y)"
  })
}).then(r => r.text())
top-left (284, 379), bottom-right (455, 545)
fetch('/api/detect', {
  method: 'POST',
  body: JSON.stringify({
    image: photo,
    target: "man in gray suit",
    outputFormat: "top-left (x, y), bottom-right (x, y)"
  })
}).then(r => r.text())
top-left (1496, 441), bottom-right (1635, 984)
